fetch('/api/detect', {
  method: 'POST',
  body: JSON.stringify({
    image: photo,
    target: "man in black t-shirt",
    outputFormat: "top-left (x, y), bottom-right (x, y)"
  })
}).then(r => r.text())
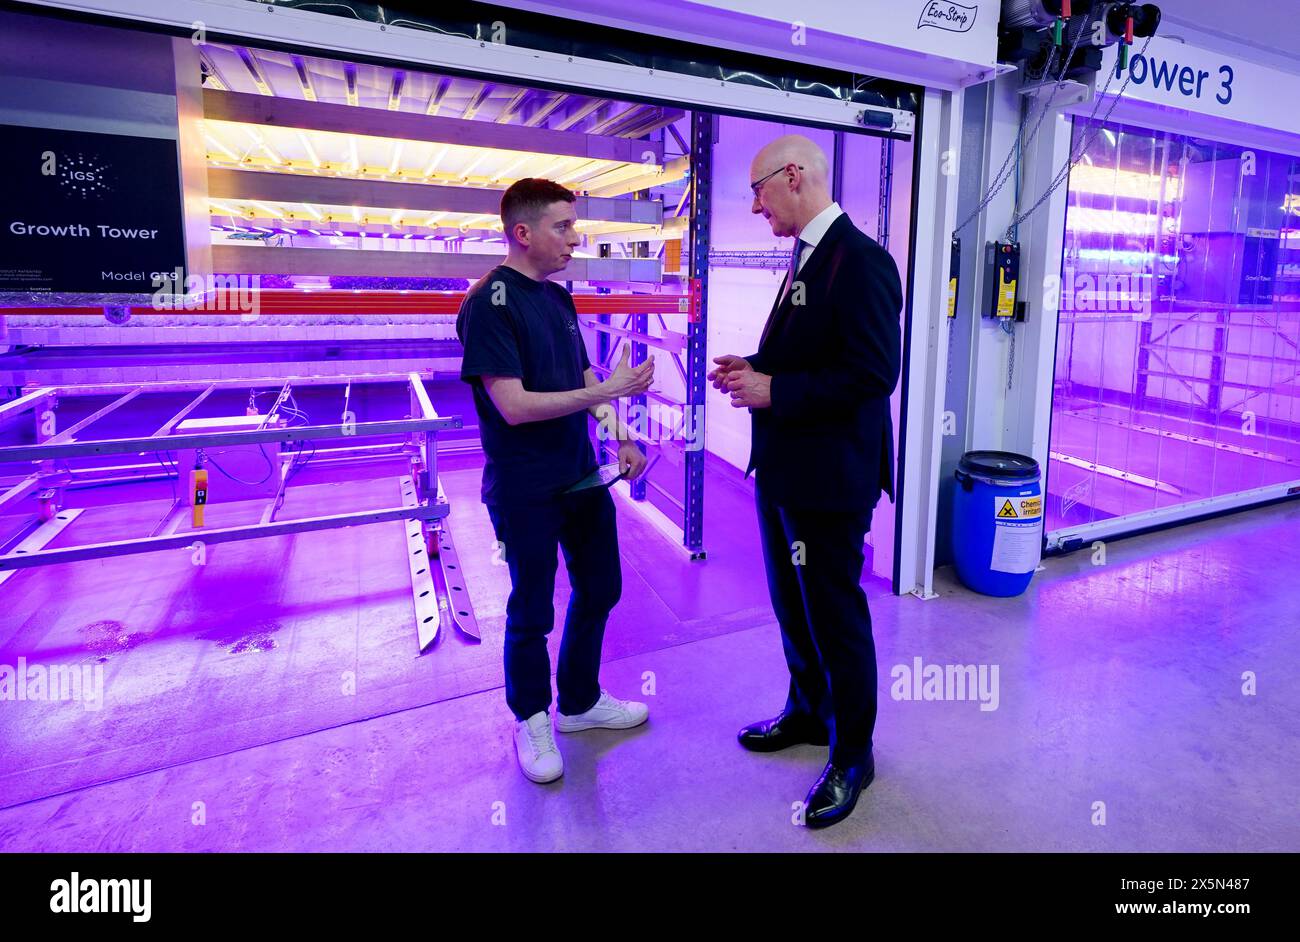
top-left (457, 178), bottom-right (655, 784)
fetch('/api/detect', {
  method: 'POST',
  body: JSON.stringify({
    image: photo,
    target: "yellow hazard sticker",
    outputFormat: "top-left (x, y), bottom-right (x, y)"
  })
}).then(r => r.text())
top-left (995, 495), bottom-right (1041, 520)
top-left (947, 277), bottom-right (957, 318)
top-left (996, 276), bottom-right (1017, 318)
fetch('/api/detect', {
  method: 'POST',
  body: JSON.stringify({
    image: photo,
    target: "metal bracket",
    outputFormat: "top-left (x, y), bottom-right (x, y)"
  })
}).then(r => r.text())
top-left (402, 474), bottom-right (480, 652)
top-left (0, 508), bottom-right (84, 588)
top-left (401, 474), bottom-right (442, 652)
top-left (1017, 77), bottom-right (1090, 107)
top-left (432, 520), bottom-right (480, 642)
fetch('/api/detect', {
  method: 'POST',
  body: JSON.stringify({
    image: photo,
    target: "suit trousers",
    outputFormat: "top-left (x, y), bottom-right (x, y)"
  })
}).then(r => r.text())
top-left (755, 476), bottom-right (878, 767)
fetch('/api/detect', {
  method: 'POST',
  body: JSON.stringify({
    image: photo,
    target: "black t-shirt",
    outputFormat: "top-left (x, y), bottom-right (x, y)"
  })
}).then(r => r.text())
top-left (457, 264), bottom-right (596, 505)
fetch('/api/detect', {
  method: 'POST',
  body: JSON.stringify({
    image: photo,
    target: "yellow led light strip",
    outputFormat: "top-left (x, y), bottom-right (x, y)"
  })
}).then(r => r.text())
top-left (201, 120), bottom-right (660, 190)
top-left (1069, 164), bottom-right (1184, 201)
top-left (209, 201), bottom-right (501, 227)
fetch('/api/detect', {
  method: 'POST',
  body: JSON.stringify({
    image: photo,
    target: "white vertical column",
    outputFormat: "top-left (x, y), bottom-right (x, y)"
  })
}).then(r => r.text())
top-left (894, 86), bottom-right (963, 598)
top-left (1007, 109), bottom-right (1074, 470)
top-left (172, 37), bottom-right (212, 281)
top-left (965, 74), bottom-right (1027, 451)
top-left (961, 72), bottom-right (1078, 475)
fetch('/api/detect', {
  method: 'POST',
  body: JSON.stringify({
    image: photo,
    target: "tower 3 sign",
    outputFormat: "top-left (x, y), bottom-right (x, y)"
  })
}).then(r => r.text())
top-left (0, 124), bottom-right (185, 293)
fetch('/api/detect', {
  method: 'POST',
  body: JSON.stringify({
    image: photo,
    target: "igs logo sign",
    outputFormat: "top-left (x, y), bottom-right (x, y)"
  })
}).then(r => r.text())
top-left (0, 123), bottom-right (185, 293)
top-left (42, 150), bottom-right (114, 199)
top-left (917, 0), bottom-right (977, 33)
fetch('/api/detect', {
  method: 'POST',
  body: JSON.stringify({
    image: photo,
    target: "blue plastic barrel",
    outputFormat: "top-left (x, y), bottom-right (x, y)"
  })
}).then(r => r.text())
top-left (952, 451), bottom-right (1042, 597)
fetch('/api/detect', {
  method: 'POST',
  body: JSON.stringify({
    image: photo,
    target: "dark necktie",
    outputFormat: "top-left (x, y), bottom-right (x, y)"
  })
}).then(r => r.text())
top-left (761, 238), bottom-right (807, 347)
top-left (782, 238), bottom-right (806, 302)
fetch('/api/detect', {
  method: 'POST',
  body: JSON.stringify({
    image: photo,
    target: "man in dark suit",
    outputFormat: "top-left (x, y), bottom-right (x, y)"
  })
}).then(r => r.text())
top-left (709, 134), bottom-right (902, 829)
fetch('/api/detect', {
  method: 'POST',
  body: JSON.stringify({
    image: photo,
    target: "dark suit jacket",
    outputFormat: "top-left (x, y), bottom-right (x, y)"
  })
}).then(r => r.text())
top-left (745, 211), bottom-right (903, 512)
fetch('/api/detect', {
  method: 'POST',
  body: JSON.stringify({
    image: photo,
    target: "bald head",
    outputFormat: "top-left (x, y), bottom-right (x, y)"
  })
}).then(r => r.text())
top-left (750, 134), bottom-right (833, 239)
top-left (753, 135), bottom-right (830, 190)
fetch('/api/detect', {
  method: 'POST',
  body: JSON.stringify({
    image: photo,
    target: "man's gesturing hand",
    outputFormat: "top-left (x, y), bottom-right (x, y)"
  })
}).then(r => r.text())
top-left (725, 369), bottom-right (772, 409)
top-left (603, 343), bottom-right (655, 398)
top-left (708, 354), bottom-right (750, 392)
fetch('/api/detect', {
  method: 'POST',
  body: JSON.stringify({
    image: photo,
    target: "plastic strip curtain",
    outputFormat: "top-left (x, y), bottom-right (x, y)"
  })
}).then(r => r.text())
top-left (1047, 118), bottom-right (1300, 535)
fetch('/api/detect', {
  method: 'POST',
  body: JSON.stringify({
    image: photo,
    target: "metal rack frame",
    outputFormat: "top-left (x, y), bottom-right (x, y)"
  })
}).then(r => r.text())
top-left (585, 112), bottom-right (710, 559)
top-left (2, 287), bottom-right (704, 555)
top-left (0, 371), bottom-right (474, 652)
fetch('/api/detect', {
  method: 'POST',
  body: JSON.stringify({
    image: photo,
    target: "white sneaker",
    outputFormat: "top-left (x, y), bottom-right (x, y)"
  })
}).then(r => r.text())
top-left (514, 711), bottom-right (563, 783)
top-left (556, 689), bottom-right (649, 732)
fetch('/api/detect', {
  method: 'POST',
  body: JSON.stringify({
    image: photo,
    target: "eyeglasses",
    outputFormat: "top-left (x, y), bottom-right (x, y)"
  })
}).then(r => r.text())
top-left (749, 164), bottom-right (803, 198)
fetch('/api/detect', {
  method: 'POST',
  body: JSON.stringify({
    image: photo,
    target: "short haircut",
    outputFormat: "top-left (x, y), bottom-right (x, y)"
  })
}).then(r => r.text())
top-left (500, 178), bottom-right (576, 243)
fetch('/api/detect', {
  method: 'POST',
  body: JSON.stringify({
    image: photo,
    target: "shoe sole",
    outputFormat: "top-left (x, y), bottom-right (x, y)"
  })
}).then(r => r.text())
top-left (804, 769), bottom-right (875, 830)
top-left (518, 762), bottom-right (563, 784)
top-left (738, 735), bottom-right (830, 753)
top-left (555, 713), bottom-right (648, 733)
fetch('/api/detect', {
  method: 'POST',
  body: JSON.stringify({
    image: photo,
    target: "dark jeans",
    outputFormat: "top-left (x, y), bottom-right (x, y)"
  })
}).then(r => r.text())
top-left (755, 478), bottom-right (878, 767)
top-left (486, 486), bottom-right (622, 722)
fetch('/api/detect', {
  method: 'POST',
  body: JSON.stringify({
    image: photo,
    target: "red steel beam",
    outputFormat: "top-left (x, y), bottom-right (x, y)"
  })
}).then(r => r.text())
top-left (1, 290), bottom-right (694, 317)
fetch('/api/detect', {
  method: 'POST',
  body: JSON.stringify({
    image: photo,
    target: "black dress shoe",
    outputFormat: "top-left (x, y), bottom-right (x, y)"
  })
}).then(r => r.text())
top-left (804, 755), bottom-right (875, 829)
top-left (737, 711), bottom-right (830, 752)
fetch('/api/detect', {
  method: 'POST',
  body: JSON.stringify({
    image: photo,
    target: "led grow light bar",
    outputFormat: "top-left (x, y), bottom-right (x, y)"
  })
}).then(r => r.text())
top-left (201, 120), bottom-right (667, 196)
top-left (1069, 164), bottom-right (1184, 201)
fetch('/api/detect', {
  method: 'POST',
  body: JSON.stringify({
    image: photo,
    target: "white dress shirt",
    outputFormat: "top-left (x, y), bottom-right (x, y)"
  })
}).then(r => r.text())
top-left (793, 201), bottom-right (843, 274)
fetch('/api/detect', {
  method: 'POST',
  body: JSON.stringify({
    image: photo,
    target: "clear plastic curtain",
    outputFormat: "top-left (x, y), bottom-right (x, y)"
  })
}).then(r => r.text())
top-left (1047, 118), bottom-right (1300, 537)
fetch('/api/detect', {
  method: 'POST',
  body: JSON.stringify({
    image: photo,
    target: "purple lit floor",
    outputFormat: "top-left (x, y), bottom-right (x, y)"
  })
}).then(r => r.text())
top-left (1, 455), bottom-right (1298, 850)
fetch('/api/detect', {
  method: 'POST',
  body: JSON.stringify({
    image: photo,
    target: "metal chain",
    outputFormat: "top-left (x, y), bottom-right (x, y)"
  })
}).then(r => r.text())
top-left (946, 315), bottom-right (956, 393)
top-left (989, 32), bottom-right (1156, 395)
top-left (988, 33), bottom-right (1156, 401)
top-left (952, 105), bottom-right (1030, 237)
top-left (1004, 318), bottom-right (1016, 391)
top-left (953, 17), bottom-right (1092, 237)
top-left (1004, 32), bottom-right (1155, 240)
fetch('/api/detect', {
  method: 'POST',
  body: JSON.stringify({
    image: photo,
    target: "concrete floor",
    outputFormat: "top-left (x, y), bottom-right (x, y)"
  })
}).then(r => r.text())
top-left (1, 462), bottom-right (1297, 851)
top-left (0, 447), bottom-right (837, 807)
